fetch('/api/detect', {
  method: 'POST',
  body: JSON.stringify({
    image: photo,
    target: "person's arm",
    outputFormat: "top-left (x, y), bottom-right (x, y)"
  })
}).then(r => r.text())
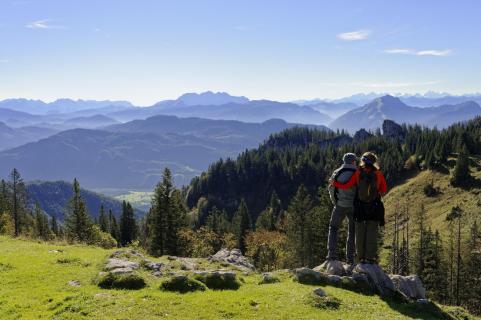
top-left (376, 171), bottom-right (387, 195)
top-left (332, 171), bottom-right (358, 190)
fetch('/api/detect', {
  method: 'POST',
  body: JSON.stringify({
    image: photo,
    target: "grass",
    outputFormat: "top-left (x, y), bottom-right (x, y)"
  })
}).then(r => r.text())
top-left (383, 156), bottom-right (481, 240)
top-left (1, 236), bottom-right (478, 319)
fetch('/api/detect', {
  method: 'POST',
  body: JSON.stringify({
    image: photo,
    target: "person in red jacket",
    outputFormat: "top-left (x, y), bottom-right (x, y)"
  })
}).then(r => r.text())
top-left (330, 152), bottom-right (387, 264)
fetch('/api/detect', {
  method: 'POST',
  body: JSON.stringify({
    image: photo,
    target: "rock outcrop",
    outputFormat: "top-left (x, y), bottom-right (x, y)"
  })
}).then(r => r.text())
top-left (209, 248), bottom-right (255, 271)
top-left (382, 119), bottom-right (405, 139)
top-left (353, 128), bottom-right (374, 142)
top-left (104, 258), bottom-right (140, 274)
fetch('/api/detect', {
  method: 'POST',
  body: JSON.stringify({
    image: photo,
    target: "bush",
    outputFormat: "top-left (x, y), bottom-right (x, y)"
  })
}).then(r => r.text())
top-left (193, 272), bottom-right (240, 290)
top-left (423, 182), bottom-right (438, 197)
top-left (160, 275), bottom-right (206, 293)
top-left (96, 272), bottom-right (146, 290)
top-left (88, 225), bottom-right (117, 249)
top-left (245, 230), bottom-right (288, 272)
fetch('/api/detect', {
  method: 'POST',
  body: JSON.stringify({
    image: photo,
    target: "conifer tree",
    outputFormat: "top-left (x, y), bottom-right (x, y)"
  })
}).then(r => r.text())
top-left (232, 199), bottom-right (251, 254)
top-left (148, 168), bottom-right (187, 256)
top-left (206, 206), bottom-right (230, 236)
top-left (51, 216), bottom-right (59, 236)
top-left (34, 203), bottom-right (51, 240)
top-left (8, 168), bottom-right (27, 237)
top-left (98, 204), bottom-right (108, 233)
top-left (450, 147), bottom-right (470, 187)
top-left (446, 206), bottom-right (464, 305)
top-left (108, 209), bottom-right (120, 242)
top-left (64, 178), bottom-right (93, 242)
top-left (120, 201), bottom-right (137, 246)
top-left (285, 184), bottom-right (314, 267)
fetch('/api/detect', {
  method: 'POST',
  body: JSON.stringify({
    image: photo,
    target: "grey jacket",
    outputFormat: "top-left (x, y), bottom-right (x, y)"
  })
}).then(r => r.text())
top-left (328, 164), bottom-right (357, 208)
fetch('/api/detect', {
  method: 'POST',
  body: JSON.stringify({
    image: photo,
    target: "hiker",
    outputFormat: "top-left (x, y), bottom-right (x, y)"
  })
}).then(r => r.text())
top-left (326, 153), bottom-right (358, 265)
top-left (331, 152), bottom-right (387, 264)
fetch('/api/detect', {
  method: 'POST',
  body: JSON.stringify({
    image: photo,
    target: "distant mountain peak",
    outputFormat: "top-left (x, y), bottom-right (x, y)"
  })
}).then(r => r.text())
top-left (176, 91), bottom-right (250, 106)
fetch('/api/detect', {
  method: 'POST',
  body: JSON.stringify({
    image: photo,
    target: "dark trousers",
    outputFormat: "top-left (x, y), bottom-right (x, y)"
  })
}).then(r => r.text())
top-left (326, 206), bottom-right (355, 263)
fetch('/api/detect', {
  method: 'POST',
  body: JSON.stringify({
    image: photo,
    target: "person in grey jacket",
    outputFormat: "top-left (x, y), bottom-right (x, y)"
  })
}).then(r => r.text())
top-left (326, 153), bottom-right (358, 264)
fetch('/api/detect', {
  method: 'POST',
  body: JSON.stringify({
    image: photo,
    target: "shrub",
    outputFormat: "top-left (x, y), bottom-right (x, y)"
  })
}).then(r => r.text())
top-left (88, 225), bottom-right (117, 249)
top-left (423, 182), bottom-right (438, 197)
top-left (245, 230), bottom-right (289, 271)
top-left (97, 272), bottom-right (146, 290)
top-left (160, 275), bottom-right (206, 293)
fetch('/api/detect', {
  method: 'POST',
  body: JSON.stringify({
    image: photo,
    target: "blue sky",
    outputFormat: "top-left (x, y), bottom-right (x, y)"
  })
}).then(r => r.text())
top-left (0, 0), bottom-right (480, 105)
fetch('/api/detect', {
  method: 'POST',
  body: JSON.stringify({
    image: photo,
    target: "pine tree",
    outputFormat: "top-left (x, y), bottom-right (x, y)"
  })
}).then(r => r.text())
top-left (164, 189), bottom-right (187, 255)
top-left (34, 203), bottom-right (51, 240)
top-left (232, 199), bottom-right (251, 254)
top-left (8, 168), bottom-right (27, 237)
top-left (120, 201), bottom-right (137, 246)
top-left (450, 147), bottom-right (470, 187)
top-left (64, 178), bottom-right (93, 242)
top-left (98, 204), bottom-right (108, 233)
top-left (285, 184), bottom-right (314, 267)
top-left (108, 209), bottom-right (120, 242)
top-left (206, 206), bottom-right (230, 236)
top-left (51, 216), bottom-right (59, 236)
top-left (446, 206), bottom-right (464, 305)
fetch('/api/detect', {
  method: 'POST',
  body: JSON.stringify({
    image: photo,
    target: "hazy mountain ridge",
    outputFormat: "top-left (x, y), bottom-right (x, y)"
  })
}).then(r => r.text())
top-left (330, 95), bottom-right (481, 132)
top-left (0, 116), bottom-right (328, 191)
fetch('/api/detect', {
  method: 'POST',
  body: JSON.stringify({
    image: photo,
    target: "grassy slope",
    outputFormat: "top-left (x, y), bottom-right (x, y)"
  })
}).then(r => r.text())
top-left (383, 156), bottom-right (481, 239)
top-left (0, 237), bottom-right (476, 320)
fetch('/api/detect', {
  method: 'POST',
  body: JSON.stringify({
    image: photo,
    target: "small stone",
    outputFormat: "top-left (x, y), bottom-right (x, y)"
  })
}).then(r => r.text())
top-left (94, 293), bottom-right (112, 299)
top-left (110, 267), bottom-right (134, 274)
top-left (48, 250), bottom-right (63, 254)
top-left (68, 280), bottom-right (80, 286)
top-left (152, 271), bottom-right (162, 277)
top-left (313, 288), bottom-right (327, 297)
top-left (209, 248), bottom-right (255, 271)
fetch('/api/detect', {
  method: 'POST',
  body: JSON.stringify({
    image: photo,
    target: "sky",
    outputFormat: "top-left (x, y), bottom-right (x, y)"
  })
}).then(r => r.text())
top-left (0, 0), bottom-right (480, 105)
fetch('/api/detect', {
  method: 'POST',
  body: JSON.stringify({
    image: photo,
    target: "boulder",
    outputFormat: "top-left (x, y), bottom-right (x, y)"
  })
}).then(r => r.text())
top-left (142, 259), bottom-right (163, 271)
top-left (105, 258), bottom-right (139, 271)
top-left (353, 263), bottom-right (396, 297)
top-left (382, 119), bottom-right (405, 139)
top-left (293, 268), bottom-right (328, 285)
top-left (313, 288), bottom-right (327, 297)
top-left (326, 275), bottom-right (342, 286)
top-left (259, 272), bottom-right (280, 284)
top-left (390, 275), bottom-right (426, 300)
top-left (314, 260), bottom-right (346, 276)
top-left (96, 272), bottom-right (146, 290)
top-left (194, 270), bottom-right (240, 290)
top-left (209, 248), bottom-right (255, 271)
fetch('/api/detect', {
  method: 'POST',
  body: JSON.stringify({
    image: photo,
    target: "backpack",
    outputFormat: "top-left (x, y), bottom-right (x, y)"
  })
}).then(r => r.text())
top-left (357, 169), bottom-right (378, 203)
top-left (333, 167), bottom-right (357, 202)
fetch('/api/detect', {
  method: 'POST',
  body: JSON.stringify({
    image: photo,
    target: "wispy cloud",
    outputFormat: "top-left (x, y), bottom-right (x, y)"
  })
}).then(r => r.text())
top-left (337, 29), bottom-right (371, 41)
top-left (25, 19), bottom-right (65, 29)
top-left (384, 48), bottom-right (452, 57)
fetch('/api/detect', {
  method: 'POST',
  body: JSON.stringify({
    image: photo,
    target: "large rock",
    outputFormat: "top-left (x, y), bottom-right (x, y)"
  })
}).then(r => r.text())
top-left (209, 248), bottom-right (255, 271)
top-left (105, 258), bottom-right (139, 272)
top-left (314, 260), bottom-right (346, 276)
top-left (259, 272), bottom-right (280, 284)
top-left (382, 119), bottom-right (405, 139)
top-left (390, 275), bottom-right (426, 300)
top-left (353, 263), bottom-right (396, 297)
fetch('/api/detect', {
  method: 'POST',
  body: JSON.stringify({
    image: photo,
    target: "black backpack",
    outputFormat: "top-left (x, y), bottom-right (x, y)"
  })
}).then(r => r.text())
top-left (353, 169), bottom-right (385, 226)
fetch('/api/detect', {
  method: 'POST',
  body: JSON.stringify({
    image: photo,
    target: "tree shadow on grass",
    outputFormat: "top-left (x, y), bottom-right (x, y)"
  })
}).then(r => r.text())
top-left (384, 298), bottom-right (454, 320)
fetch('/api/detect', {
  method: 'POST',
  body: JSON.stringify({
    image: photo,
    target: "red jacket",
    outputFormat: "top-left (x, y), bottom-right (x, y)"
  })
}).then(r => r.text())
top-left (332, 168), bottom-right (387, 195)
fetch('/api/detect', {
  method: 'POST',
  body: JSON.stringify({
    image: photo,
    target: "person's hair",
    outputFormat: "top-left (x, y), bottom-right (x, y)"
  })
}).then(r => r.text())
top-left (359, 152), bottom-right (379, 170)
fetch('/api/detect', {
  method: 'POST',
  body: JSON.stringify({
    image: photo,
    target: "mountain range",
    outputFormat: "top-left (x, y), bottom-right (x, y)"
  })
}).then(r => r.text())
top-left (330, 95), bottom-right (481, 132)
top-left (0, 116), bottom-right (328, 191)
